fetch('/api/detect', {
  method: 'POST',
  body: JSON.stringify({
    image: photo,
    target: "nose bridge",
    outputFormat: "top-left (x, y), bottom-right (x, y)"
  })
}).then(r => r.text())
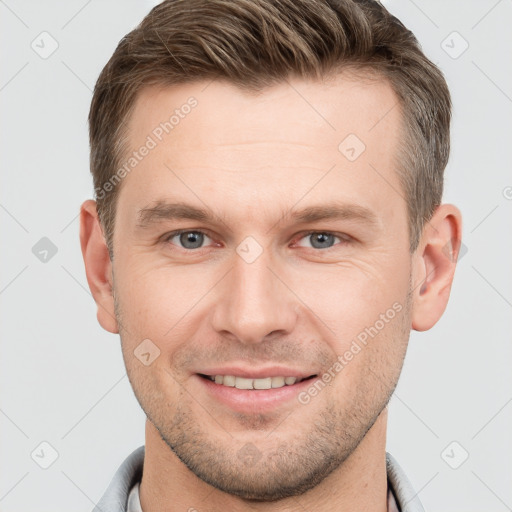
top-left (211, 244), bottom-right (297, 344)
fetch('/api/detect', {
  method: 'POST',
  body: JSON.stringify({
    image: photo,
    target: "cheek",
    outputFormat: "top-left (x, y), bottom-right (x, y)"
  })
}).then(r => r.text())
top-left (116, 260), bottom-right (219, 339)
top-left (294, 258), bottom-right (410, 345)
top-left (124, 358), bottom-right (180, 423)
top-left (327, 298), bottom-right (411, 414)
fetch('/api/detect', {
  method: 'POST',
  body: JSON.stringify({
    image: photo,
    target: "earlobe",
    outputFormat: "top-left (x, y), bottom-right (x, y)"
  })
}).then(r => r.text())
top-left (79, 199), bottom-right (119, 334)
top-left (411, 204), bottom-right (463, 332)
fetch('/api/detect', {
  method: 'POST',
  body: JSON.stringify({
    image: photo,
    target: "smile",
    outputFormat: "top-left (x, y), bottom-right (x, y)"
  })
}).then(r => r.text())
top-left (198, 374), bottom-right (316, 390)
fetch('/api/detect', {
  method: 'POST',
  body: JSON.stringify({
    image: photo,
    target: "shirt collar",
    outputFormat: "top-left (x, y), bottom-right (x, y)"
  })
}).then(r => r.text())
top-left (94, 446), bottom-right (425, 512)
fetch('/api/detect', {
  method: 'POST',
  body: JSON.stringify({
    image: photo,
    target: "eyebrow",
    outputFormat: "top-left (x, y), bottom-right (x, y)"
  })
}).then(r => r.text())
top-left (136, 200), bottom-right (379, 230)
top-left (137, 201), bottom-right (212, 228)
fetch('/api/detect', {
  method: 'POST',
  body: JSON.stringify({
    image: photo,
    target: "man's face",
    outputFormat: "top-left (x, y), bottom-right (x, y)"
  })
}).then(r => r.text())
top-left (112, 75), bottom-right (413, 500)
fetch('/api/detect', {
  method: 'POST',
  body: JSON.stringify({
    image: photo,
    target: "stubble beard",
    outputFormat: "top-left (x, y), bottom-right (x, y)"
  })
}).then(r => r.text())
top-left (113, 275), bottom-right (412, 502)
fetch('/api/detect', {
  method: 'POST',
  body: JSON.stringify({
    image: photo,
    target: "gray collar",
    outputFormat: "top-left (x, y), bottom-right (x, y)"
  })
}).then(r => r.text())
top-left (93, 446), bottom-right (425, 512)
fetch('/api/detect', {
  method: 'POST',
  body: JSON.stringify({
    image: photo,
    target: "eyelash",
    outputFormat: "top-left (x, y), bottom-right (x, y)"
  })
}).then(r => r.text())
top-left (162, 229), bottom-right (350, 251)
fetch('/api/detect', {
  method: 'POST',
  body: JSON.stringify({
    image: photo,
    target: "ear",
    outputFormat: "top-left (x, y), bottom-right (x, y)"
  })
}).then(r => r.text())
top-left (79, 199), bottom-right (119, 334)
top-left (411, 203), bottom-right (463, 332)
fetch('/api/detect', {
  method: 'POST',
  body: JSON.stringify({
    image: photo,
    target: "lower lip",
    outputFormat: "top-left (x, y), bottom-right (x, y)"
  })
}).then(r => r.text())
top-left (195, 375), bottom-right (315, 413)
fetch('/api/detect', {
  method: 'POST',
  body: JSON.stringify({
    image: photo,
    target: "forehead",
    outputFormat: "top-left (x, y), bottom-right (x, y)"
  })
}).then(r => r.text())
top-left (128, 72), bottom-right (401, 149)
top-left (118, 74), bottom-right (404, 227)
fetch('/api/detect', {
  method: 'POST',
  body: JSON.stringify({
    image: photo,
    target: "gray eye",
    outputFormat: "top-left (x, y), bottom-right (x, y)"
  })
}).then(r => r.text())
top-left (177, 231), bottom-right (205, 249)
top-left (308, 233), bottom-right (337, 249)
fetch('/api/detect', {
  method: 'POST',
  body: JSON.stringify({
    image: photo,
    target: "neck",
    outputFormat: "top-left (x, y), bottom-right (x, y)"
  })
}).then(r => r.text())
top-left (140, 408), bottom-right (389, 512)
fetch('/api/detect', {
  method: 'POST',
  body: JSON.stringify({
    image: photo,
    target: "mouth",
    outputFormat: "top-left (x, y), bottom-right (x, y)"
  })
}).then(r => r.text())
top-left (194, 367), bottom-right (320, 413)
top-left (197, 373), bottom-right (317, 390)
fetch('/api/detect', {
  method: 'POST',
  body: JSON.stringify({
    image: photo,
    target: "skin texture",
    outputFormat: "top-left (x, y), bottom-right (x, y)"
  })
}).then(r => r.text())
top-left (80, 74), bottom-right (462, 512)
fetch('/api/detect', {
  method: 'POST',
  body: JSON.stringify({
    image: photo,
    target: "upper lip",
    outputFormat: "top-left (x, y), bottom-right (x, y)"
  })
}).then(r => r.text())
top-left (197, 366), bottom-right (317, 379)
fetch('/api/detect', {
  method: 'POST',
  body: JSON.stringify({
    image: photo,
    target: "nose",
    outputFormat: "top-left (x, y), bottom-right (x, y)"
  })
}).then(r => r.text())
top-left (211, 249), bottom-right (298, 345)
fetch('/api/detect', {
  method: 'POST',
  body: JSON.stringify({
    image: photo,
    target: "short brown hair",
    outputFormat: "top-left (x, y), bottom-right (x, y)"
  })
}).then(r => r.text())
top-left (89, 0), bottom-right (451, 259)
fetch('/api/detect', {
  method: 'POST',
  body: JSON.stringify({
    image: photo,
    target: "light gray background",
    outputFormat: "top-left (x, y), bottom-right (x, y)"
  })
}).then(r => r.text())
top-left (1, 1), bottom-right (511, 511)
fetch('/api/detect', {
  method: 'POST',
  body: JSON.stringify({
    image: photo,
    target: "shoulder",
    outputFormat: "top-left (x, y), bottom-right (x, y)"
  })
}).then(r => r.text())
top-left (386, 452), bottom-right (426, 512)
top-left (92, 445), bottom-right (145, 512)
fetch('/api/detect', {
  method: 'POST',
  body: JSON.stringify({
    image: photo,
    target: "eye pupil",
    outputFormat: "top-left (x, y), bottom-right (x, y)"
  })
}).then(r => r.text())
top-left (310, 232), bottom-right (335, 249)
top-left (179, 231), bottom-right (204, 249)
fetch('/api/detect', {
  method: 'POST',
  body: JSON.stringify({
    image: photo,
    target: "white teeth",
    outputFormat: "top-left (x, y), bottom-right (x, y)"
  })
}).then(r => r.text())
top-left (207, 374), bottom-right (302, 389)
top-left (235, 377), bottom-right (253, 389)
top-left (271, 376), bottom-right (285, 388)
top-left (253, 377), bottom-right (272, 390)
top-left (222, 375), bottom-right (236, 387)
